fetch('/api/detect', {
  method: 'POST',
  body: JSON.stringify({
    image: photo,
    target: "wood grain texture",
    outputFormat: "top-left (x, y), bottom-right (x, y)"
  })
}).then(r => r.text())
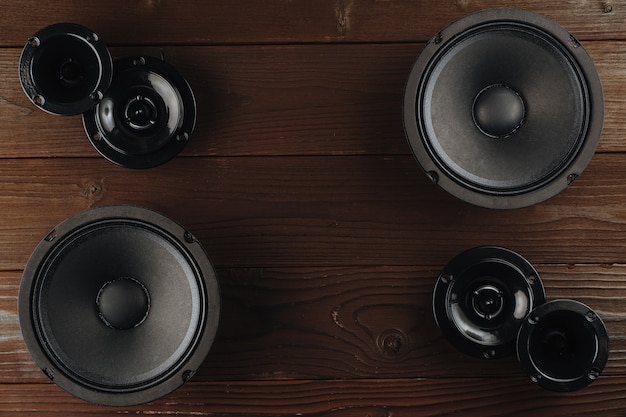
top-left (3, 263), bottom-right (626, 383)
top-left (1, 0), bottom-right (625, 414)
top-left (0, 0), bottom-right (624, 46)
top-left (0, 41), bottom-right (624, 157)
top-left (0, 155), bottom-right (625, 271)
top-left (2, 377), bottom-right (626, 416)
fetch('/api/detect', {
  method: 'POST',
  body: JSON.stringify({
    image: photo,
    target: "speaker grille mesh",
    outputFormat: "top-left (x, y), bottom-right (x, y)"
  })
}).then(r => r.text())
top-left (404, 9), bottom-right (604, 209)
top-left (19, 206), bottom-right (220, 406)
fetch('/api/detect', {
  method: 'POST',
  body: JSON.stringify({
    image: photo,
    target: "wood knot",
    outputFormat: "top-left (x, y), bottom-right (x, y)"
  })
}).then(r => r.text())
top-left (335, 0), bottom-right (351, 37)
top-left (377, 329), bottom-right (409, 359)
top-left (83, 178), bottom-right (105, 204)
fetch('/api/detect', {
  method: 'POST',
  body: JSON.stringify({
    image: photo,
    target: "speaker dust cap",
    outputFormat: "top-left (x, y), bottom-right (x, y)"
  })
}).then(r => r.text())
top-left (433, 246), bottom-right (546, 359)
top-left (404, 8), bottom-right (604, 209)
top-left (18, 205), bottom-right (220, 406)
top-left (82, 56), bottom-right (197, 169)
top-left (19, 23), bottom-right (112, 116)
top-left (517, 299), bottom-right (609, 392)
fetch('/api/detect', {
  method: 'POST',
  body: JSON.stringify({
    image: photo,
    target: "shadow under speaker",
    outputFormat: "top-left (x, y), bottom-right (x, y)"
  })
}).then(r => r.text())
top-left (82, 56), bottom-right (197, 169)
top-left (433, 246), bottom-right (546, 359)
top-left (18, 206), bottom-right (220, 406)
top-left (403, 8), bottom-right (604, 209)
top-left (517, 299), bottom-right (609, 392)
top-left (19, 23), bottom-right (113, 116)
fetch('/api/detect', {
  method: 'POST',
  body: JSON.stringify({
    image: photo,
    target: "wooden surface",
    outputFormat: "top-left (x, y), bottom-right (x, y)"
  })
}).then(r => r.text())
top-left (1, 0), bottom-right (626, 415)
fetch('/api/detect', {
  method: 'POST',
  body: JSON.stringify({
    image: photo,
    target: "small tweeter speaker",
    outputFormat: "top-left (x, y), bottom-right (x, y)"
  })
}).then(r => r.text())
top-left (517, 299), bottom-right (609, 392)
top-left (82, 56), bottom-right (197, 168)
top-left (433, 246), bottom-right (546, 359)
top-left (404, 8), bottom-right (604, 209)
top-left (19, 23), bottom-right (113, 116)
top-left (18, 206), bottom-right (220, 406)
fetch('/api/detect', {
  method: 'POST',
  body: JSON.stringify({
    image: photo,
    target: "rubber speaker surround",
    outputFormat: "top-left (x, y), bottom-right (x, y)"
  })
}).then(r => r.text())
top-left (82, 56), bottom-right (197, 169)
top-left (18, 205), bottom-right (220, 406)
top-left (19, 23), bottom-right (112, 116)
top-left (403, 8), bottom-right (604, 209)
top-left (517, 299), bottom-right (609, 392)
top-left (433, 246), bottom-right (546, 359)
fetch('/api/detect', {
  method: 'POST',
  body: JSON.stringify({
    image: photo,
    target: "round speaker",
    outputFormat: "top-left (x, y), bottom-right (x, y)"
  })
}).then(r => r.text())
top-left (19, 23), bottom-right (113, 116)
top-left (82, 56), bottom-right (197, 169)
top-left (403, 8), bottom-right (604, 209)
top-left (433, 246), bottom-right (546, 359)
top-left (18, 206), bottom-right (220, 406)
top-left (517, 299), bottom-right (609, 392)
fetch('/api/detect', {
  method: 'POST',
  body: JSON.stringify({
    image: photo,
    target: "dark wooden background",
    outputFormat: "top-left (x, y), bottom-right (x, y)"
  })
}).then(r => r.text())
top-left (1, 0), bottom-right (626, 415)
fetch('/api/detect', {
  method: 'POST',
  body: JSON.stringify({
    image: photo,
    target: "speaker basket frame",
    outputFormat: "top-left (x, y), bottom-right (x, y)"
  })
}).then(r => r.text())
top-left (403, 8), bottom-right (604, 209)
top-left (18, 205), bottom-right (220, 406)
top-left (82, 55), bottom-right (197, 169)
top-left (433, 246), bottom-right (546, 359)
top-left (517, 299), bottom-right (609, 392)
top-left (19, 23), bottom-right (113, 116)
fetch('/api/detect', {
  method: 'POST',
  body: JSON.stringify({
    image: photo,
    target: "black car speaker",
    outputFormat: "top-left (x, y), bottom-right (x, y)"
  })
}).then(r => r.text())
top-left (19, 23), bottom-right (112, 116)
top-left (82, 56), bottom-right (197, 168)
top-left (433, 246), bottom-right (546, 359)
top-left (404, 8), bottom-right (604, 209)
top-left (517, 299), bottom-right (609, 392)
top-left (18, 205), bottom-right (220, 406)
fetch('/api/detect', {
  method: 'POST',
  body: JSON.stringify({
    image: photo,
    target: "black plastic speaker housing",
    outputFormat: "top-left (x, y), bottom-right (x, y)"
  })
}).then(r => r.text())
top-left (517, 299), bottom-right (609, 392)
top-left (82, 56), bottom-right (197, 169)
top-left (18, 205), bottom-right (220, 406)
top-left (19, 23), bottom-right (112, 116)
top-left (404, 8), bottom-right (604, 209)
top-left (433, 246), bottom-right (546, 359)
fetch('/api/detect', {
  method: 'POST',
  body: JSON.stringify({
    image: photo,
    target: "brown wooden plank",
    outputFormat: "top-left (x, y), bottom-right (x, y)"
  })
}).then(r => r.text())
top-left (342, 0), bottom-right (625, 43)
top-left (0, 41), bottom-right (623, 158)
top-left (1, 0), bottom-right (624, 47)
top-left (0, 44), bottom-right (413, 158)
top-left (0, 154), bottom-right (625, 270)
top-left (4, 263), bottom-right (626, 383)
top-left (0, 1), bottom-right (340, 47)
top-left (1, 377), bottom-right (626, 416)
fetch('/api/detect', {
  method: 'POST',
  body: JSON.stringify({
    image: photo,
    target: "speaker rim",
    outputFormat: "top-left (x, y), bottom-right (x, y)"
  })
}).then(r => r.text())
top-left (516, 299), bottom-right (609, 392)
top-left (18, 205), bottom-right (220, 406)
top-left (433, 246), bottom-right (546, 359)
top-left (403, 8), bottom-right (604, 209)
top-left (82, 55), bottom-right (197, 169)
top-left (19, 22), bottom-right (113, 116)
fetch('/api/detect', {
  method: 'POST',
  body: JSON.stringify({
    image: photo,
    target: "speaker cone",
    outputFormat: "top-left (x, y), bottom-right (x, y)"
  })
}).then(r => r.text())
top-left (403, 8), bottom-right (604, 209)
top-left (517, 299), bottom-right (609, 392)
top-left (433, 246), bottom-right (546, 358)
top-left (82, 56), bottom-right (197, 168)
top-left (19, 23), bottom-right (113, 116)
top-left (18, 206), bottom-right (220, 406)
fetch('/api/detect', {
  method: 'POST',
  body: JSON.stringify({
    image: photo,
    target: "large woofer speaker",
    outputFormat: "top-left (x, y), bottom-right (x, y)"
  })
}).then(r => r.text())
top-left (433, 246), bottom-right (546, 359)
top-left (404, 8), bottom-right (604, 209)
top-left (517, 299), bottom-right (609, 392)
top-left (18, 206), bottom-right (220, 406)
top-left (82, 56), bottom-right (197, 168)
top-left (19, 23), bottom-right (113, 116)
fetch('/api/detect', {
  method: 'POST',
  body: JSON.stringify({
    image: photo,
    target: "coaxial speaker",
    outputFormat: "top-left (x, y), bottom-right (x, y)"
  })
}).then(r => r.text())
top-left (18, 206), bottom-right (220, 406)
top-left (19, 23), bottom-right (112, 116)
top-left (517, 299), bottom-right (609, 392)
top-left (403, 8), bottom-right (604, 209)
top-left (433, 246), bottom-right (546, 359)
top-left (82, 56), bottom-right (197, 168)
